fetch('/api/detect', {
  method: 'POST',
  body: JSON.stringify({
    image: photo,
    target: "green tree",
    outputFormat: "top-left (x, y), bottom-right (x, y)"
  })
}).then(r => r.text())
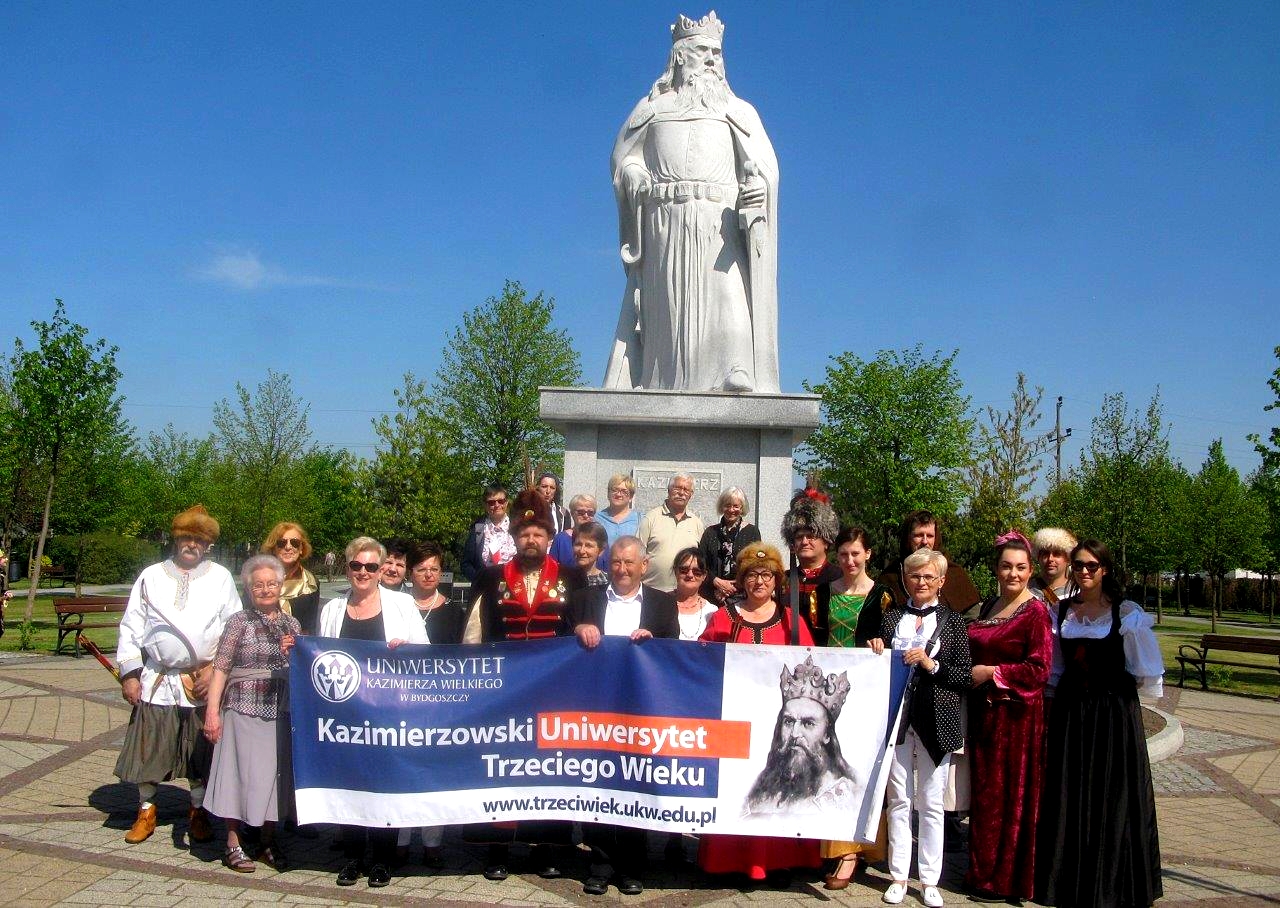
top-left (1193, 439), bottom-right (1269, 629)
top-left (953, 373), bottom-right (1051, 565)
top-left (428, 281), bottom-right (582, 489)
top-left (129, 425), bottom-right (219, 540)
top-left (1251, 465), bottom-right (1280, 621)
top-left (52, 412), bottom-right (137, 594)
top-left (1067, 391), bottom-right (1170, 579)
top-left (368, 372), bottom-right (476, 554)
top-left (292, 448), bottom-right (367, 556)
top-left (802, 345), bottom-right (974, 563)
top-left (212, 369), bottom-right (313, 545)
top-left (0, 361), bottom-right (43, 589)
top-left (1250, 346), bottom-right (1280, 618)
top-left (1249, 345), bottom-right (1280, 471)
top-left (4, 301), bottom-right (128, 621)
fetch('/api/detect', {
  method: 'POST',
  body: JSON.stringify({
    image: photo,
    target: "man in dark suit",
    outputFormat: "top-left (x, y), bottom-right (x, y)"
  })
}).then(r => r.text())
top-left (566, 535), bottom-right (678, 896)
top-left (568, 535), bottom-right (679, 647)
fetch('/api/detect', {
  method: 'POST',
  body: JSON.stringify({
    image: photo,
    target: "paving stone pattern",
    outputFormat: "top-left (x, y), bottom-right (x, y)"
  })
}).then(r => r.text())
top-left (0, 656), bottom-right (1279, 904)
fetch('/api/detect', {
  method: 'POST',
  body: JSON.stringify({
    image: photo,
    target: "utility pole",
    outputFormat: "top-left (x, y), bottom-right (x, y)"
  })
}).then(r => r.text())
top-left (1052, 395), bottom-right (1073, 485)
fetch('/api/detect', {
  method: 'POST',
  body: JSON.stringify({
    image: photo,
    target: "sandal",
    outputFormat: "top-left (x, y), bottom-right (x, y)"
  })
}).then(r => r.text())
top-left (824, 855), bottom-right (859, 890)
top-left (222, 845), bottom-right (256, 873)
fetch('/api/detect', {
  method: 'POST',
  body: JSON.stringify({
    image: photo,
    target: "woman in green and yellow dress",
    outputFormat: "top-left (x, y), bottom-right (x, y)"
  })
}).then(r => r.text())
top-left (820, 526), bottom-right (894, 890)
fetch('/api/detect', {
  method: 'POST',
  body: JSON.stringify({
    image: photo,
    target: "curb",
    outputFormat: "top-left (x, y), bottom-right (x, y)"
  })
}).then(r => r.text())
top-left (1145, 705), bottom-right (1183, 763)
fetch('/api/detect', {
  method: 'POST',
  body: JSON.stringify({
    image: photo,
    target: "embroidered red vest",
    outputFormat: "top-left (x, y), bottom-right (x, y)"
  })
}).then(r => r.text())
top-left (496, 557), bottom-right (568, 640)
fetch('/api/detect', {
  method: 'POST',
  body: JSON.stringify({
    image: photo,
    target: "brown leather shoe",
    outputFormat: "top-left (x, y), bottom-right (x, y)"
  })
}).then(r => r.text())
top-left (188, 805), bottom-right (215, 843)
top-left (124, 804), bottom-right (157, 843)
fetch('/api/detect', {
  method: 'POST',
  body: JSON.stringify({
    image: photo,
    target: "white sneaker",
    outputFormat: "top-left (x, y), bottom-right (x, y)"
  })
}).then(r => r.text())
top-left (922, 885), bottom-right (944, 907)
top-left (882, 881), bottom-right (907, 904)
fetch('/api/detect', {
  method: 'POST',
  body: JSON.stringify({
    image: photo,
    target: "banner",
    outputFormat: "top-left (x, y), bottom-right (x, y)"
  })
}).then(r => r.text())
top-left (291, 635), bottom-right (909, 841)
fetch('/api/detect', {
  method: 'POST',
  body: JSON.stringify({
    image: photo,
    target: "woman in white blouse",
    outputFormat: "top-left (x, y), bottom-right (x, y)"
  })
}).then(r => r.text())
top-left (672, 548), bottom-right (719, 641)
top-left (1035, 539), bottom-right (1162, 908)
top-left (318, 537), bottom-right (428, 890)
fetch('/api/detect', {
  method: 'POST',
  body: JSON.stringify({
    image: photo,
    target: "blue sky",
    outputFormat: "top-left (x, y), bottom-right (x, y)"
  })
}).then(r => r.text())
top-left (3, 1), bottom-right (1277, 480)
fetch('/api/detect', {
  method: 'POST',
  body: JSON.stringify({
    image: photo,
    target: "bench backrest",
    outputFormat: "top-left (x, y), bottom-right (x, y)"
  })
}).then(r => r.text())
top-left (53, 597), bottom-right (129, 615)
top-left (1201, 633), bottom-right (1280, 656)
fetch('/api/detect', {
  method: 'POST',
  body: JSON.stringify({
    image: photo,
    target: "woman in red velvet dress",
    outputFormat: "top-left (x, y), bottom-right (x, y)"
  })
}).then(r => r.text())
top-left (698, 544), bottom-right (821, 885)
top-left (965, 532), bottom-right (1052, 903)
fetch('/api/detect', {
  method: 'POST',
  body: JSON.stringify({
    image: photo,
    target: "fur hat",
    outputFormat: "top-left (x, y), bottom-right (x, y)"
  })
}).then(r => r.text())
top-left (735, 543), bottom-right (786, 584)
top-left (1032, 527), bottom-right (1077, 557)
top-left (510, 488), bottom-right (555, 536)
top-left (780, 495), bottom-right (839, 547)
top-left (171, 505), bottom-right (220, 543)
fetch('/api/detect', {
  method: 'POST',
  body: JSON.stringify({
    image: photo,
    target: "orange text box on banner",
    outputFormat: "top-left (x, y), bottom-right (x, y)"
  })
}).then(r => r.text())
top-left (537, 711), bottom-right (751, 759)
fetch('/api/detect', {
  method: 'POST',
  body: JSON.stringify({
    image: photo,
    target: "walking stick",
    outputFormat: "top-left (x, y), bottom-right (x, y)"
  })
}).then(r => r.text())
top-left (789, 550), bottom-right (801, 646)
top-left (77, 634), bottom-right (121, 682)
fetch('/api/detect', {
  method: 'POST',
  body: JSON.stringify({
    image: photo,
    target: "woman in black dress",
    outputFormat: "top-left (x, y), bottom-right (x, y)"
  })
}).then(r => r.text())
top-left (1036, 539), bottom-right (1162, 907)
top-left (408, 541), bottom-right (464, 645)
top-left (697, 486), bottom-right (761, 605)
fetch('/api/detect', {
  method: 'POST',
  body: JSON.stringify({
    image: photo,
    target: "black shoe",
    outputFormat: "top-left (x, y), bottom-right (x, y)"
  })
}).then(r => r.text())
top-left (616, 876), bottom-right (643, 895)
top-left (336, 860), bottom-right (363, 886)
top-left (582, 876), bottom-right (609, 896)
top-left (367, 863), bottom-right (391, 887)
top-left (531, 844), bottom-right (563, 878)
top-left (483, 863), bottom-right (508, 881)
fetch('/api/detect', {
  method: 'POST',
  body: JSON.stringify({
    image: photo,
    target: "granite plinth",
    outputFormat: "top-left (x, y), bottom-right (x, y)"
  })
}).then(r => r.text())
top-left (539, 387), bottom-right (820, 551)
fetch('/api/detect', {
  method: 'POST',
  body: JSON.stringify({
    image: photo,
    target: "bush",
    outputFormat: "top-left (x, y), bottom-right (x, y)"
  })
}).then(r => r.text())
top-left (47, 533), bottom-right (161, 584)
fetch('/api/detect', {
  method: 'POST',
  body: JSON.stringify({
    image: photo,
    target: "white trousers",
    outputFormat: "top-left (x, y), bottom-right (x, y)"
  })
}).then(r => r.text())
top-left (886, 726), bottom-right (951, 886)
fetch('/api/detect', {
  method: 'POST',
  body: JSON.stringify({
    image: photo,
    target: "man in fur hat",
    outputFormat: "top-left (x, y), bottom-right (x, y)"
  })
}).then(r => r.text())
top-left (1029, 526), bottom-right (1080, 603)
top-left (114, 505), bottom-right (242, 846)
top-left (781, 491), bottom-right (843, 644)
top-left (464, 485), bottom-right (586, 881)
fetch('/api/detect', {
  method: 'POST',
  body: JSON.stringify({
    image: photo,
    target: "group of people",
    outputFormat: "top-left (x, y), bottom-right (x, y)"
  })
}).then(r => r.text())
top-left (107, 475), bottom-right (1163, 906)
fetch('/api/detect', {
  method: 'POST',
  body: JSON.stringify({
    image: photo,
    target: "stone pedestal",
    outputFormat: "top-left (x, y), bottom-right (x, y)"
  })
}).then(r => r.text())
top-left (539, 387), bottom-right (820, 551)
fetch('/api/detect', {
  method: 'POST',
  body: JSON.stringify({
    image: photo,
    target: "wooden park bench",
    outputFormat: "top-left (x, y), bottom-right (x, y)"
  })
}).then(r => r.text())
top-left (54, 596), bottom-right (128, 657)
top-left (1176, 633), bottom-right (1280, 696)
top-left (39, 566), bottom-right (69, 588)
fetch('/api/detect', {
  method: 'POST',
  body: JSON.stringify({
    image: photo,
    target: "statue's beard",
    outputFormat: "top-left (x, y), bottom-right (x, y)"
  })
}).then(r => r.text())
top-left (675, 69), bottom-right (732, 113)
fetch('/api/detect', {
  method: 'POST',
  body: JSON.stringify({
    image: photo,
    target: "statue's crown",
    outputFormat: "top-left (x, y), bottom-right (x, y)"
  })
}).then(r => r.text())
top-left (780, 656), bottom-right (850, 716)
top-left (671, 10), bottom-right (725, 42)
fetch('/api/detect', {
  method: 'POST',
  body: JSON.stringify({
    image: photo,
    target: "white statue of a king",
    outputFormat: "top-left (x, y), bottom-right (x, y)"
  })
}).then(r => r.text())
top-left (603, 10), bottom-right (780, 394)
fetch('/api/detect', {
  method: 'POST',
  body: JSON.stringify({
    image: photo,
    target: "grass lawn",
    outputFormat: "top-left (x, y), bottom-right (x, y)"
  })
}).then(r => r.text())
top-left (1154, 613), bottom-right (1280, 699)
top-left (1, 592), bottom-right (122, 656)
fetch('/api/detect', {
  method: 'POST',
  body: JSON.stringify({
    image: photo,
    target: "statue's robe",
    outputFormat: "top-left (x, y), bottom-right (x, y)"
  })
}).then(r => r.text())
top-left (604, 91), bottom-right (780, 393)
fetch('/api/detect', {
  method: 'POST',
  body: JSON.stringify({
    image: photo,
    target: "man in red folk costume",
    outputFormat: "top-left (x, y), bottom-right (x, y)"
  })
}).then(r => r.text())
top-left (463, 485), bottom-right (586, 881)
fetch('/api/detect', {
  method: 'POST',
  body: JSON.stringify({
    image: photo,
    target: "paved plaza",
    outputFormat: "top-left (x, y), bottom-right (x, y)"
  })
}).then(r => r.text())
top-left (0, 651), bottom-right (1277, 907)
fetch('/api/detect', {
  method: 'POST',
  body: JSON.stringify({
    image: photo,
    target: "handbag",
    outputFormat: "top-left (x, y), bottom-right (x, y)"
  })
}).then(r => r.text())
top-left (180, 662), bottom-right (214, 704)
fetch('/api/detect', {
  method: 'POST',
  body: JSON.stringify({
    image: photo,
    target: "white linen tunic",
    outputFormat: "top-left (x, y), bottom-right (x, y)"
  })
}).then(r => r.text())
top-left (116, 560), bottom-right (243, 708)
